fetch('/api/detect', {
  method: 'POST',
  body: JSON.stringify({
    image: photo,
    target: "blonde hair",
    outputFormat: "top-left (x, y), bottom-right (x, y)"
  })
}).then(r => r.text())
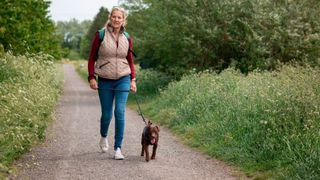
top-left (106, 6), bottom-right (128, 27)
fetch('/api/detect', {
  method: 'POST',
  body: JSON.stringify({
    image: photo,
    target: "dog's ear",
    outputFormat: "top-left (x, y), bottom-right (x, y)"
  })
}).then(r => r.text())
top-left (155, 126), bottom-right (160, 132)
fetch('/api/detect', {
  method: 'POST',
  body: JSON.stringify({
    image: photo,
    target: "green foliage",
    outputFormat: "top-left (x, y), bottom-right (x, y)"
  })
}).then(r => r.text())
top-left (134, 68), bottom-right (172, 99)
top-left (55, 19), bottom-right (92, 59)
top-left (80, 7), bottom-right (110, 59)
top-left (138, 66), bottom-right (320, 179)
top-left (0, 0), bottom-right (61, 58)
top-left (80, 37), bottom-right (91, 60)
top-left (73, 60), bottom-right (88, 81)
top-left (0, 52), bottom-right (63, 176)
top-left (66, 50), bottom-right (83, 60)
top-left (126, 0), bottom-right (320, 75)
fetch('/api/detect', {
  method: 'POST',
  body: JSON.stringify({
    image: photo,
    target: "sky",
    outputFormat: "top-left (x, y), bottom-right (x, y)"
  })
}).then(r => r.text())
top-left (49, 0), bottom-right (119, 22)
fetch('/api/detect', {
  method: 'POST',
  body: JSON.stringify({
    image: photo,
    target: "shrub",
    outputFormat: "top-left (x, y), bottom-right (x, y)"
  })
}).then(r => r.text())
top-left (135, 68), bottom-right (172, 100)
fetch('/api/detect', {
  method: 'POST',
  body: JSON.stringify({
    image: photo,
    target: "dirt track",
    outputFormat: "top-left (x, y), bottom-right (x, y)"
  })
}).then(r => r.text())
top-left (11, 64), bottom-right (245, 180)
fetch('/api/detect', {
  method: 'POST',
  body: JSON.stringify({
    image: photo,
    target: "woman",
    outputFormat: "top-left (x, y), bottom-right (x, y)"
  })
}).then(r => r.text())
top-left (87, 6), bottom-right (136, 160)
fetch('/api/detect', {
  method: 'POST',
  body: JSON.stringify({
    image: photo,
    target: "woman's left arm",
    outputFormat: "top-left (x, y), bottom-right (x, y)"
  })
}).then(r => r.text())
top-left (127, 38), bottom-right (137, 92)
top-left (127, 38), bottom-right (135, 80)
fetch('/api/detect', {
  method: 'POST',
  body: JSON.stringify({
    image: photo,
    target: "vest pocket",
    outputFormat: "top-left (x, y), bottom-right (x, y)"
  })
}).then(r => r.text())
top-left (120, 60), bottom-right (129, 69)
top-left (99, 61), bottom-right (110, 68)
top-left (119, 60), bottom-right (131, 75)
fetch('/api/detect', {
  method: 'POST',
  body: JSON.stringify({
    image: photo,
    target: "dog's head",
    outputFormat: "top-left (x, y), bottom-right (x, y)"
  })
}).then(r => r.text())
top-left (145, 121), bottom-right (160, 145)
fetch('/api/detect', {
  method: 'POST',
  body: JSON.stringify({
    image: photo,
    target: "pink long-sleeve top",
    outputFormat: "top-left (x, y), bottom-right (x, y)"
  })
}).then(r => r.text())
top-left (87, 32), bottom-right (135, 81)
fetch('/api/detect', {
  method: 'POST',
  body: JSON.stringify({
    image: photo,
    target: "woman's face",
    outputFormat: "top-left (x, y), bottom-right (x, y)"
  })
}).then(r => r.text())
top-left (110, 10), bottom-right (124, 30)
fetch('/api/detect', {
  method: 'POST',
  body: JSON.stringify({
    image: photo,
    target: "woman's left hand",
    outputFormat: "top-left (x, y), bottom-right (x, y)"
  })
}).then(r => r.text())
top-left (130, 80), bottom-right (137, 93)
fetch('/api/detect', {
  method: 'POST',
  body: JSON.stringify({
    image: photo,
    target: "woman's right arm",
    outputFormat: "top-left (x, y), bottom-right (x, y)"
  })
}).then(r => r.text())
top-left (88, 32), bottom-right (100, 82)
top-left (88, 32), bottom-right (100, 90)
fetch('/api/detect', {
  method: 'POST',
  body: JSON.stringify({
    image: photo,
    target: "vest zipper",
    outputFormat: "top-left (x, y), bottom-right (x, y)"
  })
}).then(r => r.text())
top-left (116, 45), bottom-right (118, 79)
top-left (110, 32), bottom-right (119, 79)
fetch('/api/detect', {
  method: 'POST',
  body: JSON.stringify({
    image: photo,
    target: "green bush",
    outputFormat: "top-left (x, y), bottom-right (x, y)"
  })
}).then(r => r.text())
top-left (134, 68), bottom-right (172, 99)
top-left (0, 52), bottom-right (63, 175)
top-left (66, 50), bottom-right (83, 60)
top-left (126, 0), bottom-right (320, 75)
top-left (143, 66), bottom-right (320, 179)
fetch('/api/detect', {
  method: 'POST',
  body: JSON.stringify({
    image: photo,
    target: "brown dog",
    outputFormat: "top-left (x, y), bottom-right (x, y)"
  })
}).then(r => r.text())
top-left (141, 121), bottom-right (160, 162)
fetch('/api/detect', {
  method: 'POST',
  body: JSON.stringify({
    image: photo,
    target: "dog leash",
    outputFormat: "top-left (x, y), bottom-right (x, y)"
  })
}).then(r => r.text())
top-left (98, 88), bottom-right (148, 125)
top-left (133, 93), bottom-right (148, 125)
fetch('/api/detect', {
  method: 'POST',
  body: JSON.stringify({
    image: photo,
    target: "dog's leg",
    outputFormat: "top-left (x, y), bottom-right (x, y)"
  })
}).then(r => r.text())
top-left (151, 144), bottom-right (157, 160)
top-left (145, 145), bottom-right (150, 162)
top-left (141, 135), bottom-right (144, 156)
top-left (141, 145), bottom-right (144, 156)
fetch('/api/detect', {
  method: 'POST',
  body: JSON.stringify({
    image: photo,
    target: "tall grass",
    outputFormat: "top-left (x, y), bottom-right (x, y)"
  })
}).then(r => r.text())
top-left (142, 66), bottom-right (320, 179)
top-left (0, 52), bottom-right (63, 176)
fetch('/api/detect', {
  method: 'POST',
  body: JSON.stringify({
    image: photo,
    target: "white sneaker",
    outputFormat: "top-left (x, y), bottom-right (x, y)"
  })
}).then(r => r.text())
top-left (99, 137), bottom-right (109, 153)
top-left (114, 148), bottom-right (124, 160)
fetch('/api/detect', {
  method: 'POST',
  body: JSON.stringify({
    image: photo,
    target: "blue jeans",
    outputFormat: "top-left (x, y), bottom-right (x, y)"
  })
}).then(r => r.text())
top-left (98, 75), bottom-right (130, 150)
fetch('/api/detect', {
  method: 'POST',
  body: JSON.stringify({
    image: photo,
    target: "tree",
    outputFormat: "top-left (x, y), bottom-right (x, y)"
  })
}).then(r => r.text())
top-left (0, 0), bottom-right (61, 58)
top-left (80, 7), bottom-right (110, 59)
top-left (55, 19), bottom-right (91, 58)
top-left (125, 0), bottom-right (320, 75)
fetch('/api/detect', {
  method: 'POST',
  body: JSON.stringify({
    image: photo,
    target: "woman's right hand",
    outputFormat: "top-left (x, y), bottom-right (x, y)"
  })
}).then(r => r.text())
top-left (89, 79), bottom-right (98, 90)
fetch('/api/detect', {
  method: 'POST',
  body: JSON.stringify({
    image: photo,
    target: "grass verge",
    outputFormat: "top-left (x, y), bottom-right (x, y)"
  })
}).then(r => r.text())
top-left (143, 66), bottom-right (320, 179)
top-left (0, 52), bottom-right (63, 178)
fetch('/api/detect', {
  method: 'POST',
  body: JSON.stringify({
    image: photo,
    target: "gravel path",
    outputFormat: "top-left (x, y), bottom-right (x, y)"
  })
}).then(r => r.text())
top-left (11, 64), bottom-right (245, 180)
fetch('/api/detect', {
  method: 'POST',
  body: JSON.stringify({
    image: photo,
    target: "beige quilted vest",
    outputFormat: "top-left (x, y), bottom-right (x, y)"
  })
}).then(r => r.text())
top-left (94, 28), bottom-right (130, 80)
